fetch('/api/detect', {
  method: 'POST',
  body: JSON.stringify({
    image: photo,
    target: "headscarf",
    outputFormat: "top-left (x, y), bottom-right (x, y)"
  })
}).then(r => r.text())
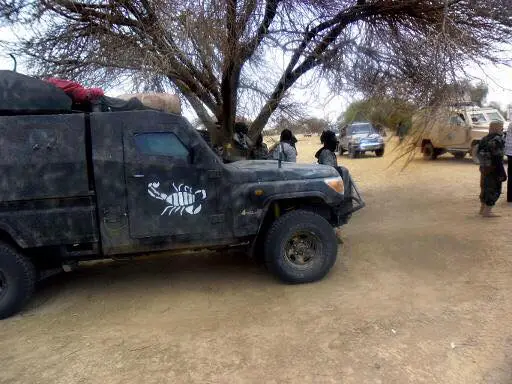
top-left (315, 130), bottom-right (337, 159)
top-left (280, 129), bottom-right (293, 142)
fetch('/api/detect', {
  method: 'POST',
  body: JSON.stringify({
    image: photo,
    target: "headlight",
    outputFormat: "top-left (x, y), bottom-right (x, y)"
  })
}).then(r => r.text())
top-left (324, 177), bottom-right (344, 194)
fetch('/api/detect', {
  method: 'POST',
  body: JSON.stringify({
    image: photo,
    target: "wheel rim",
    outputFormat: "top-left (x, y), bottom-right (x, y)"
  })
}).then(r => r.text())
top-left (0, 271), bottom-right (7, 300)
top-left (284, 231), bottom-right (322, 268)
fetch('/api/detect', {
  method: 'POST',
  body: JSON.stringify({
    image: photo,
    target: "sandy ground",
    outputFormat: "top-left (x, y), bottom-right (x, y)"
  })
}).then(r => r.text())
top-left (1, 135), bottom-right (511, 384)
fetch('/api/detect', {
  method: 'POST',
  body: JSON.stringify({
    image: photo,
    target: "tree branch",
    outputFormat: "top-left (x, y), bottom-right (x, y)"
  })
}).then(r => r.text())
top-left (241, 0), bottom-right (280, 60)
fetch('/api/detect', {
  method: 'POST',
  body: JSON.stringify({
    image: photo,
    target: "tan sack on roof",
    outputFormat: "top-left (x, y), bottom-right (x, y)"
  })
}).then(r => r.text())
top-left (117, 93), bottom-right (181, 115)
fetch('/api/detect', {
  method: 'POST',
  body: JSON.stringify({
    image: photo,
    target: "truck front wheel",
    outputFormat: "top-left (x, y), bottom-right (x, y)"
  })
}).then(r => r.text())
top-left (0, 243), bottom-right (36, 319)
top-left (423, 142), bottom-right (437, 160)
top-left (264, 210), bottom-right (338, 284)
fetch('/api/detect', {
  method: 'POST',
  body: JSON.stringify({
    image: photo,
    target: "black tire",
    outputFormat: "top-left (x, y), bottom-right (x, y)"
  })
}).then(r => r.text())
top-left (264, 210), bottom-right (338, 284)
top-left (375, 148), bottom-right (384, 157)
top-left (423, 142), bottom-right (437, 160)
top-left (339, 147), bottom-right (345, 155)
top-left (452, 151), bottom-right (465, 159)
top-left (0, 243), bottom-right (36, 319)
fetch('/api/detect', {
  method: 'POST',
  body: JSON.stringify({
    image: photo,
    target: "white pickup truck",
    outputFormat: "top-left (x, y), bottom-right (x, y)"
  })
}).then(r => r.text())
top-left (414, 103), bottom-right (509, 160)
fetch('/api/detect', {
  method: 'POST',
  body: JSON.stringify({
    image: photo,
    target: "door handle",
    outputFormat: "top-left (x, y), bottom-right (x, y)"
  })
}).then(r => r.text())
top-left (132, 174), bottom-right (145, 178)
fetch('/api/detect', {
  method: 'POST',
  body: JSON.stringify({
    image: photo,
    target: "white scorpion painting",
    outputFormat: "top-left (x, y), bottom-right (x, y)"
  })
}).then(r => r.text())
top-left (148, 182), bottom-right (207, 216)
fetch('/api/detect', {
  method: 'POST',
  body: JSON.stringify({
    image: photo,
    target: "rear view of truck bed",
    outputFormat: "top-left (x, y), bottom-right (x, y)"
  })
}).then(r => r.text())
top-left (0, 114), bottom-right (98, 248)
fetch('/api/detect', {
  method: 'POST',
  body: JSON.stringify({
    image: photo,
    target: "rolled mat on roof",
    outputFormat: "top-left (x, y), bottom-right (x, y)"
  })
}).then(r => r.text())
top-left (0, 70), bottom-right (72, 113)
top-left (117, 93), bottom-right (181, 115)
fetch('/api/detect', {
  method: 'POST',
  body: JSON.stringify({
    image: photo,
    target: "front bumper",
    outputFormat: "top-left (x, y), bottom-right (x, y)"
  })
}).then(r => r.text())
top-left (333, 166), bottom-right (365, 226)
top-left (355, 142), bottom-right (384, 151)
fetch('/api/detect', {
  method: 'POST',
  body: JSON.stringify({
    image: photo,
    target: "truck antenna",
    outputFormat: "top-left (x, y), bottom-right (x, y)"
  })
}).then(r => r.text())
top-left (9, 54), bottom-right (17, 72)
top-left (278, 143), bottom-right (282, 168)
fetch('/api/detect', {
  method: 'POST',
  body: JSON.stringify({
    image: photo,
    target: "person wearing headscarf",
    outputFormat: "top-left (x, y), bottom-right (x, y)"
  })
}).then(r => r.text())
top-left (271, 129), bottom-right (297, 162)
top-left (315, 130), bottom-right (338, 167)
top-left (478, 120), bottom-right (507, 217)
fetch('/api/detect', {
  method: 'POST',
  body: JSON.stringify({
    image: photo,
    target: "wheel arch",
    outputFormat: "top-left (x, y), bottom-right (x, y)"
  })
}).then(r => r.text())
top-left (261, 194), bottom-right (334, 225)
top-left (0, 224), bottom-right (27, 249)
top-left (249, 195), bottom-right (335, 260)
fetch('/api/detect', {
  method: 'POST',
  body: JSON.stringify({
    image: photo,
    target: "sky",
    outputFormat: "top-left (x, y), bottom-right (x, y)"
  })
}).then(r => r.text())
top-left (2, 26), bottom-right (512, 122)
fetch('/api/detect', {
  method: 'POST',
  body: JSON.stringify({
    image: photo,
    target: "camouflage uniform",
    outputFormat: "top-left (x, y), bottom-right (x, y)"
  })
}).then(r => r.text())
top-left (478, 133), bottom-right (506, 206)
top-left (270, 141), bottom-right (297, 162)
top-left (316, 148), bottom-right (338, 167)
top-left (316, 130), bottom-right (338, 167)
top-left (505, 122), bottom-right (512, 202)
top-left (249, 143), bottom-right (269, 160)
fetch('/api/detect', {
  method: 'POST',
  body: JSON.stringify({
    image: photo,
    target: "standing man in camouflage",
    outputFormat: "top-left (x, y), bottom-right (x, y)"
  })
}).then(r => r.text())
top-left (478, 120), bottom-right (507, 217)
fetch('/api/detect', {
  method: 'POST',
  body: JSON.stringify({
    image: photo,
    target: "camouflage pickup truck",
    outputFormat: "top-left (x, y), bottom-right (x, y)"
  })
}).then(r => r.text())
top-left (0, 71), bottom-right (364, 319)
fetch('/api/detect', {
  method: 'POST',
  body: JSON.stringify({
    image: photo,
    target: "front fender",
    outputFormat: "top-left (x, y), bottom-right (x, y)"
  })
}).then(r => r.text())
top-left (0, 222), bottom-right (28, 248)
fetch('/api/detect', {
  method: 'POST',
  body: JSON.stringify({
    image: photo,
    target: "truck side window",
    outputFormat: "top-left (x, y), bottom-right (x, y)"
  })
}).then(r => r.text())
top-left (134, 132), bottom-right (189, 160)
top-left (449, 116), bottom-right (464, 126)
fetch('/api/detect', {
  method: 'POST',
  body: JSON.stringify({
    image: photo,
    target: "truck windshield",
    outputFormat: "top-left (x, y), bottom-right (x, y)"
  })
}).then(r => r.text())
top-left (471, 112), bottom-right (504, 123)
top-left (348, 123), bottom-right (374, 135)
top-left (470, 113), bottom-right (487, 123)
top-left (486, 112), bottom-right (504, 122)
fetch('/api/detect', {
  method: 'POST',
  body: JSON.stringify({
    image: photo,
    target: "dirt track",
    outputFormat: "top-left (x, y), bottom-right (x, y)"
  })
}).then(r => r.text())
top-left (1, 136), bottom-right (511, 384)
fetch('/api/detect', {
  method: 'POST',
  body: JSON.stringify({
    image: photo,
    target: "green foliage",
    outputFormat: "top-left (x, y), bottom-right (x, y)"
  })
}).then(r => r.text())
top-left (341, 98), bottom-right (416, 132)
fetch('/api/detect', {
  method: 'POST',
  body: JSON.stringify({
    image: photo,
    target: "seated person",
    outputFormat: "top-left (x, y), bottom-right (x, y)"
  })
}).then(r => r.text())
top-left (315, 130), bottom-right (338, 167)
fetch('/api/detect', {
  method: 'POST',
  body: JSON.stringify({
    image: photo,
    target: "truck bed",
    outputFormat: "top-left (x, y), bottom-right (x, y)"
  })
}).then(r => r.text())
top-left (0, 114), bottom-right (98, 248)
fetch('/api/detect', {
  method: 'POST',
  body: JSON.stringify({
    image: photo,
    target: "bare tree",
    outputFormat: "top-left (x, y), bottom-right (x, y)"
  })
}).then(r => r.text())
top-left (1, 0), bottom-right (512, 150)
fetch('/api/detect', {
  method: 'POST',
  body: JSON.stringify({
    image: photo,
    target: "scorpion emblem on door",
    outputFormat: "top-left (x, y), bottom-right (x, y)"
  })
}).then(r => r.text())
top-left (148, 182), bottom-right (207, 216)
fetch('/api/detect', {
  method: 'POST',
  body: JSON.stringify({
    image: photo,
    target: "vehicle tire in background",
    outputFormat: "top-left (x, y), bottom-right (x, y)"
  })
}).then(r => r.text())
top-left (0, 243), bottom-right (36, 319)
top-left (423, 142), bottom-right (437, 160)
top-left (348, 147), bottom-right (358, 158)
top-left (264, 210), bottom-right (338, 284)
top-left (375, 148), bottom-right (384, 157)
top-left (452, 151), bottom-right (466, 159)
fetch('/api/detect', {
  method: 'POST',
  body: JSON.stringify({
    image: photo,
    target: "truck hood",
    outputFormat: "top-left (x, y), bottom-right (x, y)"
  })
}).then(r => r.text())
top-left (224, 160), bottom-right (339, 182)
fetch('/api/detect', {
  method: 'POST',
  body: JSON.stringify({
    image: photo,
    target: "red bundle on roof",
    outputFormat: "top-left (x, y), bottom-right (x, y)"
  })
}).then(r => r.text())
top-left (45, 78), bottom-right (104, 104)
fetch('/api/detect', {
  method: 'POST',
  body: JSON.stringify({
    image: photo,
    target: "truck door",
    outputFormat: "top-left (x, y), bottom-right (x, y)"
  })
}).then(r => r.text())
top-left (438, 114), bottom-right (468, 147)
top-left (123, 125), bottom-right (218, 240)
